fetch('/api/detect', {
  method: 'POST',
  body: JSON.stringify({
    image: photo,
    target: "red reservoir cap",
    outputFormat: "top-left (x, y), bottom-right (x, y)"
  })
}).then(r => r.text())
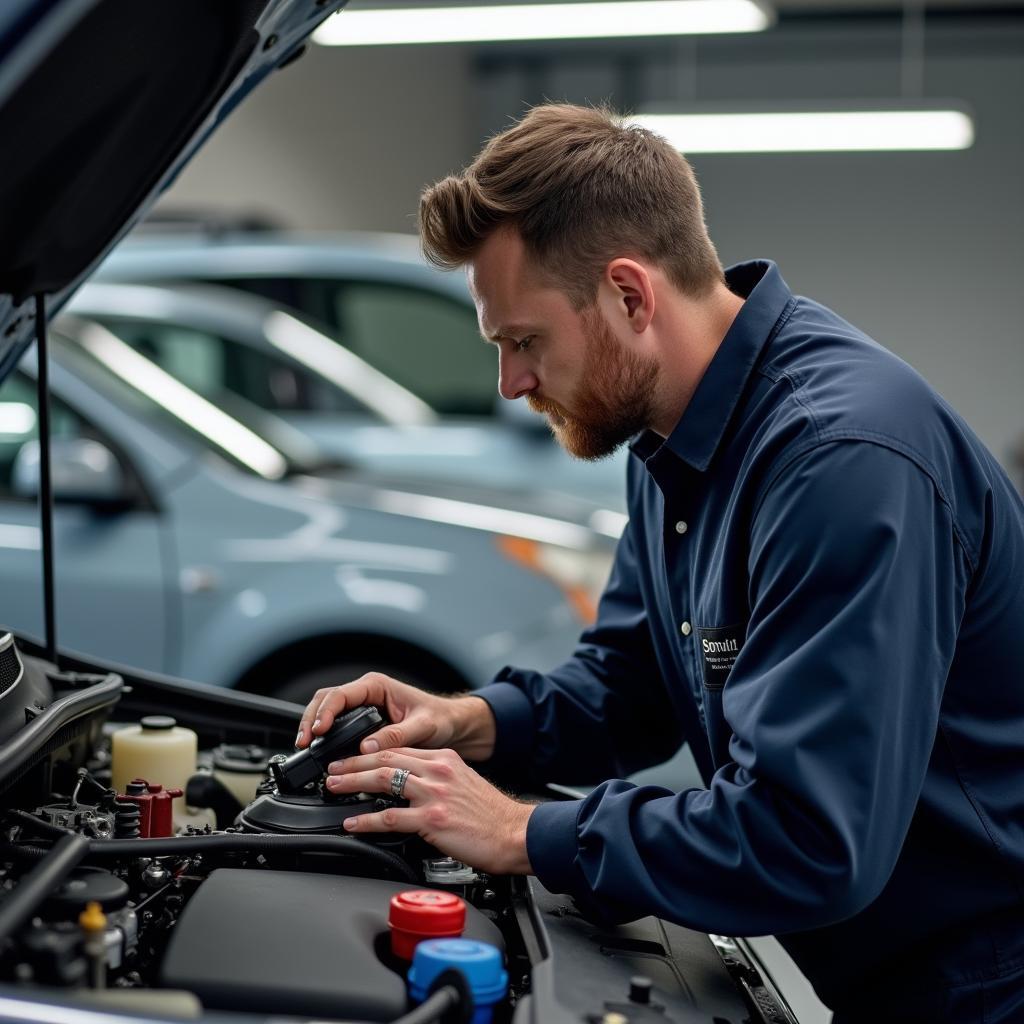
top-left (389, 890), bottom-right (466, 960)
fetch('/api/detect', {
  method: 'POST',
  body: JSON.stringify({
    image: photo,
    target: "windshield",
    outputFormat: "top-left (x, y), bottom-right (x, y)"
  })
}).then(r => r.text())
top-left (67, 294), bottom-right (437, 429)
top-left (50, 320), bottom-right (342, 481)
top-left (217, 276), bottom-right (498, 417)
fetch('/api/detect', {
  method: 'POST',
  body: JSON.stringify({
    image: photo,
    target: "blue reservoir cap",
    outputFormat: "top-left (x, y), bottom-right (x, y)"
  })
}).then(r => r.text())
top-left (408, 938), bottom-right (508, 1010)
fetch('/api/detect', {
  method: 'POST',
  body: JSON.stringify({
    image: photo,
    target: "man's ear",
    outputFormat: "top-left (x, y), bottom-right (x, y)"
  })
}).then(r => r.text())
top-left (605, 259), bottom-right (655, 333)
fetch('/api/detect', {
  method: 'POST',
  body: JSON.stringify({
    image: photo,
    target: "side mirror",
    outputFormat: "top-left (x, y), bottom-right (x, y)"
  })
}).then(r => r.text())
top-left (496, 396), bottom-right (551, 436)
top-left (12, 438), bottom-right (134, 510)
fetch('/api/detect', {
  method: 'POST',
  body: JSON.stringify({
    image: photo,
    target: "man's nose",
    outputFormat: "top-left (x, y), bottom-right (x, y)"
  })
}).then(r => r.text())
top-left (497, 351), bottom-right (538, 401)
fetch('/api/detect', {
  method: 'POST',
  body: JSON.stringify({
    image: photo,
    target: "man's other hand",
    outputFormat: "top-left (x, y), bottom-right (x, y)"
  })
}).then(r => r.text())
top-left (327, 746), bottom-right (535, 875)
top-left (294, 673), bottom-right (496, 762)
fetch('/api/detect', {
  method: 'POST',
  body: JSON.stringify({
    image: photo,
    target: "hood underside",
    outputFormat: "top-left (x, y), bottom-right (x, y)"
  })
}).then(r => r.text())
top-left (0, 0), bottom-right (347, 381)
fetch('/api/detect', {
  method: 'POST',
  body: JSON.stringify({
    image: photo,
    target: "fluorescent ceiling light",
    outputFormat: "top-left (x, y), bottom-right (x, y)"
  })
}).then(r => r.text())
top-left (633, 107), bottom-right (975, 153)
top-left (313, 1), bottom-right (772, 46)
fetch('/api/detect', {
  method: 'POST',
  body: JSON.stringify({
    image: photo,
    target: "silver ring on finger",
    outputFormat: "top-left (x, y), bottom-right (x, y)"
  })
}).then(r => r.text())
top-left (390, 767), bottom-right (411, 799)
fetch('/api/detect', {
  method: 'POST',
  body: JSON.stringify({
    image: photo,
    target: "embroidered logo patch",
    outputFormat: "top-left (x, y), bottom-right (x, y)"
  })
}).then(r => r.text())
top-left (695, 624), bottom-right (745, 689)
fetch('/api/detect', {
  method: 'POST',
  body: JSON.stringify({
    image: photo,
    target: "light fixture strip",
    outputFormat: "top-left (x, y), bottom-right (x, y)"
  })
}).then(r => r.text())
top-left (634, 109), bottom-right (974, 153)
top-left (313, 1), bottom-right (772, 46)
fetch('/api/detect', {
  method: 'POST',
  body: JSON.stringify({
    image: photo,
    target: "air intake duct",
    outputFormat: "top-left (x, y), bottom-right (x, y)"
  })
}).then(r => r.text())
top-left (0, 633), bottom-right (24, 697)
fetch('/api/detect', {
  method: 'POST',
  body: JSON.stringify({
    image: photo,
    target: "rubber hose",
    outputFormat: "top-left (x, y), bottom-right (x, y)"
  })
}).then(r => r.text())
top-left (389, 985), bottom-right (460, 1024)
top-left (84, 831), bottom-right (418, 881)
top-left (5, 808), bottom-right (71, 839)
top-left (5, 809), bottom-right (417, 880)
top-left (0, 833), bottom-right (89, 942)
top-left (0, 842), bottom-right (52, 861)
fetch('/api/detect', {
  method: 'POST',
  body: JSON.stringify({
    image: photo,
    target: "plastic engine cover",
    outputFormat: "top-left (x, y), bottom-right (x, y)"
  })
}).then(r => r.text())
top-left (161, 869), bottom-right (504, 1020)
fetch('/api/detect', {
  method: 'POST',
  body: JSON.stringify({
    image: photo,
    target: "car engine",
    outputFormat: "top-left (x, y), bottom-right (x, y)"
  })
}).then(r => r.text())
top-left (0, 632), bottom-right (795, 1024)
top-left (0, 635), bottom-right (528, 1023)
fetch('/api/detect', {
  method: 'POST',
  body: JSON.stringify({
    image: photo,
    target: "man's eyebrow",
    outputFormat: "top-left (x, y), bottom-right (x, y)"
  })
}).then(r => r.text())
top-left (483, 324), bottom-right (537, 343)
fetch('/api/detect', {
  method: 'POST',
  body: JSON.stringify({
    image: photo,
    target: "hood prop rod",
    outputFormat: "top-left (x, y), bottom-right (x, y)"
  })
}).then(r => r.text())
top-left (34, 294), bottom-right (57, 667)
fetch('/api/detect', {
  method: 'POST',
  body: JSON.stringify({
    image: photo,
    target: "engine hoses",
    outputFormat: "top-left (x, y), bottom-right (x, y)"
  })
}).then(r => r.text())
top-left (3, 810), bottom-right (417, 882)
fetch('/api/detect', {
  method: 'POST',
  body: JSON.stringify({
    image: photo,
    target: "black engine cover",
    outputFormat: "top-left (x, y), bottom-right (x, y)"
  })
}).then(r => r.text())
top-left (161, 868), bottom-right (504, 1020)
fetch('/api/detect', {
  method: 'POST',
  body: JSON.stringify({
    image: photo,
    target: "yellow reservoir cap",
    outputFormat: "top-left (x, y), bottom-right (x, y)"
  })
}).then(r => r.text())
top-left (79, 901), bottom-right (106, 934)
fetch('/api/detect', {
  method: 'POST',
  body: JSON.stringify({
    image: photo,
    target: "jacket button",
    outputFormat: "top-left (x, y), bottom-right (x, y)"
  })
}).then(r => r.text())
top-left (675, 521), bottom-right (688, 534)
top-left (680, 621), bottom-right (692, 636)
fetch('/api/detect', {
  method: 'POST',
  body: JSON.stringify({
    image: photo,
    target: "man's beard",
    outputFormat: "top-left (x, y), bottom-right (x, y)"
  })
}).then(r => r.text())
top-left (526, 307), bottom-right (659, 460)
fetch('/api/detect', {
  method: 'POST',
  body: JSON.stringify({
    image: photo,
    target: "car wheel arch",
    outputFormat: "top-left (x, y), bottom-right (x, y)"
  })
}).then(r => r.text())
top-left (233, 630), bottom-right (472, 704)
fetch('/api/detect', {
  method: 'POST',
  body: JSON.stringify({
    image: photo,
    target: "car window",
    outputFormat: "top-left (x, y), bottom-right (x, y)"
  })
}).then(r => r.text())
top-left (94, 318), bottom-right (371, 417)
top-left (220, 274), bottom-right (305, 312)
top-left (332, 283), bottom-right (495, 416)
top-left (219, 277), bottom-right (497, 417)
top-left (54, 330), bottom-right (353, 480)
top-left (0, 373), bottom-right (111, 500)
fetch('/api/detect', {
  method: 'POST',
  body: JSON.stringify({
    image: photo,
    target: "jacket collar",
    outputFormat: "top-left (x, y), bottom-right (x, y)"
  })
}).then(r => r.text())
top-left (631, 259), bottom-right (794, 472)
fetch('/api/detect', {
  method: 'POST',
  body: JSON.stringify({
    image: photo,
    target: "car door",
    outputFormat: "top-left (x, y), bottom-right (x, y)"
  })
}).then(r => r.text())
top-left (0, 372), bottom-right (170, 671)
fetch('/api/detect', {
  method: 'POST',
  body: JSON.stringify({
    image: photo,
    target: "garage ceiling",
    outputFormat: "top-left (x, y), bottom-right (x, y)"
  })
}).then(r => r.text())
top-left (341, 1), bottom-right (1024, 23)
top-left (349, 0), bottom-right (1024, 8)
top-left (347, 0), bottom-right (1024, 8)
top-left (775, 0), bottom-right (1022, 8)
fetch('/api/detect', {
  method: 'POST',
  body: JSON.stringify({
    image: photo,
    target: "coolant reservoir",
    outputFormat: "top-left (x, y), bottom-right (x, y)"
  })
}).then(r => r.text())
top-left (111, 716), bottom-right (198, 829)
top-left (211, 744), bottom-right (271, 808)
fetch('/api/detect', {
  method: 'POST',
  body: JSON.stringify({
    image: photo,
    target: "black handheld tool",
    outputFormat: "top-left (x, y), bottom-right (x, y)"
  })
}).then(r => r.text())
top-left (271, 706), bottom-right (386, 794)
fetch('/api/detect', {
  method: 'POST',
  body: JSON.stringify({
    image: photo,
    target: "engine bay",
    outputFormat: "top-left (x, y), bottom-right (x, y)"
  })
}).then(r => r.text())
top-left (0, 634), bottom-right (793, 1024)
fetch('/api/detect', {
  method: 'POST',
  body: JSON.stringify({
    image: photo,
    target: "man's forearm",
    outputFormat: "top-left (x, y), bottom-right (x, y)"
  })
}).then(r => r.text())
top-left (449, 694), bottom-right (497, 761)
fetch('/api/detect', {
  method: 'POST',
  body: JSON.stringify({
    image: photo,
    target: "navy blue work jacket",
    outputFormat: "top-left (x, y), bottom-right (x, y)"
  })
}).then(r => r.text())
top-left (476, 260), bottom-right (1024, 1015)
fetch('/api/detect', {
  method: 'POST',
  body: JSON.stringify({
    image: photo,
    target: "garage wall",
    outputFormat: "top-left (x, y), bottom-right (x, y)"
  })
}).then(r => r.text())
top-left (160, 15), bottom-right (1024, 478)
top-left (160, 42), bottom-right (475, 233)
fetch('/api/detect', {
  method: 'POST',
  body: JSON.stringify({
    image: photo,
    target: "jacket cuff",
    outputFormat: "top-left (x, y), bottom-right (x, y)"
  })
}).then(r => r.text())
top-left (474, 681), bottom-right (535, 774)
top-left (526, 798), bottom-right (585, 895)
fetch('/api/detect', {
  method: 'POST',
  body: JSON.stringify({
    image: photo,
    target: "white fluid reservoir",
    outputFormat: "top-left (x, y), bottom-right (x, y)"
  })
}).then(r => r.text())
top-left (111, 715), bottom-right (198, 830)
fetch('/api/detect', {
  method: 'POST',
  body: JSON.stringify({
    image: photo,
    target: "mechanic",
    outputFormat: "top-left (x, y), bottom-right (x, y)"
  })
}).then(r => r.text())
top-left (296, 104), bottom-right (1024, 1021)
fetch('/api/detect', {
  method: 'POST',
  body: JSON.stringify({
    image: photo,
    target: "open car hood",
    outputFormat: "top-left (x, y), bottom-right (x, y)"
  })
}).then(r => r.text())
top-left (0, 0), bottom-right (348, 382)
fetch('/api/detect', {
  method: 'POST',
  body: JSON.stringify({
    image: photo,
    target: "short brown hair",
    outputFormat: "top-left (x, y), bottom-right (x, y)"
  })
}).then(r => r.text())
top-left (419, 103), bottom-right (723, 308)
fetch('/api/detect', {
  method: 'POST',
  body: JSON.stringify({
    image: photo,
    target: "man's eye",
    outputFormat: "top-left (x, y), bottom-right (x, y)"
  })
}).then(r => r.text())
top-left (514, 335), bottom-right (535, 352)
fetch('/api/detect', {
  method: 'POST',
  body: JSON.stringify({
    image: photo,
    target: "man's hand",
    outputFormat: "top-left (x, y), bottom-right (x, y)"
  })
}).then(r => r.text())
top-left (326, 746), bottom-right (535, 875)
top-left (295, 673), bottom-right (496, 762)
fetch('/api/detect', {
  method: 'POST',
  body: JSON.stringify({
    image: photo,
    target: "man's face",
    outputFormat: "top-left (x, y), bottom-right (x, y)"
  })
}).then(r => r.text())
top-left (468, 229), bottom-right (658, 461)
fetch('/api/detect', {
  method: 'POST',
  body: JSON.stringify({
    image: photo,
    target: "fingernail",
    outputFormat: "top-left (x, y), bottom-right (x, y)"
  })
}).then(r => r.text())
top-left (295, 729), bottom-right (303, 747)
top-left (325, 777), bottom-right (337, 790)
top-left (363, 739), bottom-right (379, 753)
top-left (343, 817), bottom-right (356, 830)
top-left (313, 718), bottom-right (321, 732)
top-left (328, 760), bottom-right (343, 773)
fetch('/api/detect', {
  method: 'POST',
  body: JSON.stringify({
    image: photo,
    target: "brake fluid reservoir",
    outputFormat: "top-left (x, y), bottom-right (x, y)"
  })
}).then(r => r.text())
top-left (111, 717), bottom-right (197, 829)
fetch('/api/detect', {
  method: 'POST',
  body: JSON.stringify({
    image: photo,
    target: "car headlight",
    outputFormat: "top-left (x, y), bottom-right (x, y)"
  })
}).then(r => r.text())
top-left (496, 535), bottom-right (615, 624)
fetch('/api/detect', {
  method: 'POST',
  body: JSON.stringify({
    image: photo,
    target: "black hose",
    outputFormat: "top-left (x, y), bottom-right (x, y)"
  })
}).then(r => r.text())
top-left (5, 808), bottom-right (69, 839)
top-left (5, 808), bottom-right (418, 880)
top-left (0, 842), bottom-right (53, 861)
top-left (84, 832), bottom-right (418, 882)
top-left (389, 985), bottom-right (460, 1024)
top-left (0, 833), bottom-right (88, 943)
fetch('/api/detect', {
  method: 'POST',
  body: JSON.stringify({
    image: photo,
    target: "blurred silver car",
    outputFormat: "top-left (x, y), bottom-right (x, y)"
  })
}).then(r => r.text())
top-left (65, 280), bottom-right (629, 511)
top-left (0, 324), bottom-right (614, 703)
top-left (94, 230), bottom-right (630, 505)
